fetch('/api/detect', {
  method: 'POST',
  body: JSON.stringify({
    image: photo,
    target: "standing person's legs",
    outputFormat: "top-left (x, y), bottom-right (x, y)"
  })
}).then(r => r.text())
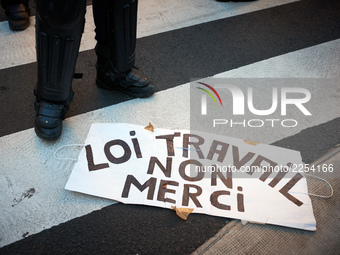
top-left (34, 0), bottom-right (87, 140)
top-left (1, 0), bottom-right (30, 31)
top-left (93, 0), bottom-right (155, 98)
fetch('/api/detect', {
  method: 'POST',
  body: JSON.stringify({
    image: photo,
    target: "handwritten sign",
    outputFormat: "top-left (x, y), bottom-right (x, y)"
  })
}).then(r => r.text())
top-left (65, 123), bottom-right (316, 231)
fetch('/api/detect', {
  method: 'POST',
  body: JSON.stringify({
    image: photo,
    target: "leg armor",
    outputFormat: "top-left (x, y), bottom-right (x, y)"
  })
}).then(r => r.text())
top-left (34, 0), bottom-right (86, 140)
top-left (93, 0), bottom-right (137, 72)
top-left (35, 0), bottom-right (87, 103)
top-left (108, 0), bottom-right (137, 73)
top-left (93, 0), bottom-right (155, 98)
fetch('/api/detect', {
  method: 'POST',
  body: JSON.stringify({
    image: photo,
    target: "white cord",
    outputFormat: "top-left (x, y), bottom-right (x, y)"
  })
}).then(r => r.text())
top-left (54, 144), bottom-right (86, 161)
top-left (305, 173), bottom-right (334, 199)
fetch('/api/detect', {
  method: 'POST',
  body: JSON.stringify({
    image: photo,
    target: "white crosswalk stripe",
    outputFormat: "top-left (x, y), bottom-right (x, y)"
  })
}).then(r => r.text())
top-left (0, 0), bottom-right (299, 70)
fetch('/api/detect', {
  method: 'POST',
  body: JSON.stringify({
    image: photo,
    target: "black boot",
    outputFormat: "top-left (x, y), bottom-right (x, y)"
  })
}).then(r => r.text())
top-left (95, 42), bottom-right (155, 98)
top-left (93, 0), bottom-right (155, 98)
top-left (34, 100), bottom-right (70, 141)
top-left (34, 0), bottom-right (86, 140)
top-left (4, 2), bottom-right (30, 31)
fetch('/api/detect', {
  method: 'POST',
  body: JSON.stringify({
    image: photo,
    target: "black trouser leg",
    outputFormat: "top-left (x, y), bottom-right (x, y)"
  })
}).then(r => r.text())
top-left (92, 0), bottom-right (109, 44)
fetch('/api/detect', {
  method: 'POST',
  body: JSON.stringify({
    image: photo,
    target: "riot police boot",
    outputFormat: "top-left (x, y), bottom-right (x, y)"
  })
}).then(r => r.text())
top-left (34, 98), bottom-right (71, 141)
top-left (95, 42), bottom-right (155, 98)
top-left (5, 2), bottom-right (30, 31)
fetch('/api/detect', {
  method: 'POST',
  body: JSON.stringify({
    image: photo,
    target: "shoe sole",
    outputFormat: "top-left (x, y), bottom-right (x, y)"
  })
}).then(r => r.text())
top-left (9, 18), bottom-right (30, 31)
top-left (34, 126), bottom-right (62, 141)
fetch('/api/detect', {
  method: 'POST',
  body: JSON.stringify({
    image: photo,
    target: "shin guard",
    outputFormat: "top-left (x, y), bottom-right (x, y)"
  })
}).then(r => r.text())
top-left (35, 0), bottom-right (87, 103)
top-left (107, 0), bottom-right (138, 73)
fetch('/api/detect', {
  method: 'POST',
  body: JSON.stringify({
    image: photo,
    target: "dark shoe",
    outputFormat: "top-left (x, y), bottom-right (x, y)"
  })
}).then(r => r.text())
top-left (95, 43), bottom-right (155, 98)
top-left (5, 3), bottom-right (30, 31)
top-left (34, 100), bottom-right (68, 141)
top-left (96, 66), bottom-right (155, 98)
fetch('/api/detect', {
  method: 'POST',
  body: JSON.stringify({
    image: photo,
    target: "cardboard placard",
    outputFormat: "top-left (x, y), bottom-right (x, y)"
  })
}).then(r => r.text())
top-left (65, 123), bottom-right (316, 231)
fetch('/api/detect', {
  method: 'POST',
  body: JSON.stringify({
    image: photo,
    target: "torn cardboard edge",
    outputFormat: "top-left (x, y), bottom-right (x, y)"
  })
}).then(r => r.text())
top-left (171, 206), bottom-right (194, 220)
top-left (144, 123), bottom-right (154, 132)
top-left (243, 140), bottom-right (259, 146)
top-left (241, 220), bottom-right (266, 226)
